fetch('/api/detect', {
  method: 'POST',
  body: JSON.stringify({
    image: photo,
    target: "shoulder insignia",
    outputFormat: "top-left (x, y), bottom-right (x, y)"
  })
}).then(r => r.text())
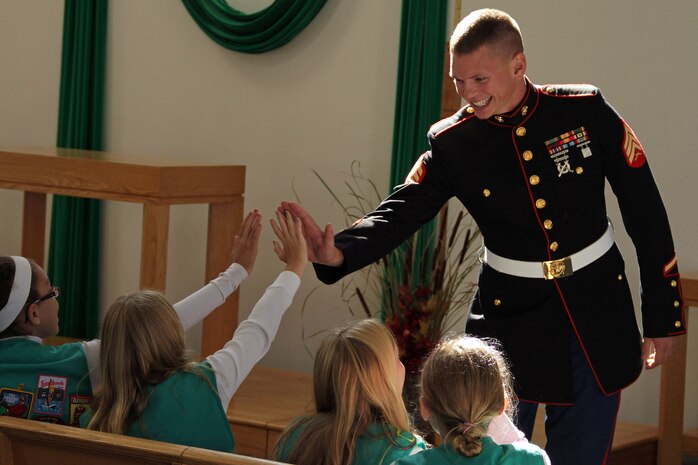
top-left (405, 153), bottom-right (427, 184)
top-left (621, 119), bottom-right (646, 168)
top-left (540, 84), bottom-right (597, 97)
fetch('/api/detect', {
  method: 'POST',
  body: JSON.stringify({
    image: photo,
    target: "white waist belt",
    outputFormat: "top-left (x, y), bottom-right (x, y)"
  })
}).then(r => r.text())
top-left (483, 222), bottom-right (615, 280)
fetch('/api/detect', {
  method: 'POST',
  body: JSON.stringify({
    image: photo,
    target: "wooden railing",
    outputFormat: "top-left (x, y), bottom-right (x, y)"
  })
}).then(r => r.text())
top-left (0, 415), bottom-right (287, 465)
top-left (0, 147), bottom-right (245, 357)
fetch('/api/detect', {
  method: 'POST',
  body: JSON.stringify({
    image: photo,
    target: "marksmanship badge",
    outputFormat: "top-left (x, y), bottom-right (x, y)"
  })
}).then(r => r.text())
top-left (545, 127), bottom-right (592, 177)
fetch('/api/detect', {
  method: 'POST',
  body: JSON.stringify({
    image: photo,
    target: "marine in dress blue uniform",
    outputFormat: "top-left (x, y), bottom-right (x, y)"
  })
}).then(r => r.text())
top-left (315, 78), bottom-right (684, 402)
top-left (312, 78), bottom-right (685, 463)
top-left (292, 9), bottom-right (684, 465)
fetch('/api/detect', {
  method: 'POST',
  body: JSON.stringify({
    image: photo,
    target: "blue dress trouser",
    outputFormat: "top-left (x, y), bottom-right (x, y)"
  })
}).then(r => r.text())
top-left (516, 331), bottom-right (621, 465)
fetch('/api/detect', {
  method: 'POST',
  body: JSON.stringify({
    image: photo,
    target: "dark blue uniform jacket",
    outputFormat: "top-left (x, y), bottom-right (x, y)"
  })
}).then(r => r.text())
top-left (315, 78), bottom-right (685, 403)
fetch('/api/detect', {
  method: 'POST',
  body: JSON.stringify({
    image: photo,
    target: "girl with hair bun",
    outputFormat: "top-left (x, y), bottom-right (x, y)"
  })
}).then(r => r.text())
top-left (395, 336), bottom-right (550, 465)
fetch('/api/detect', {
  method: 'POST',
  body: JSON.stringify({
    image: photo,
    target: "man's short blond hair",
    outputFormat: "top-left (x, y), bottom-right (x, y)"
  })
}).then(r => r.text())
top-left (450, 8), bottom-right (524, 57)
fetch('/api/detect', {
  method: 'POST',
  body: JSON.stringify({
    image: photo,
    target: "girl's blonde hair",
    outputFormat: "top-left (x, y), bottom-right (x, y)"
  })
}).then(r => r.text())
top-left (420, 336), bottom-right (515, 457)
top-left (86, 290), bottom-right (196, 434)
top-left (274, 319), bottom-right (411, 465)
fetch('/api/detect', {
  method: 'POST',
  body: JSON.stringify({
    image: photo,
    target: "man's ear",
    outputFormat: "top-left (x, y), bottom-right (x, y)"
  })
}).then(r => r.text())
top-left (419, 396), bottom-right (430, 421)
top-left (512, 52), bottom-right (527, 77)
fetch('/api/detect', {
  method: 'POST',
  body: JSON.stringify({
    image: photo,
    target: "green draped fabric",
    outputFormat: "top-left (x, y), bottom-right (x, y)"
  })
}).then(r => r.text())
top-left (48, 0), bottom-right (108, 339)
top-left (389, 0), bottom-right (448, 286)
top-left (182, 0), bottom-right (327, 54)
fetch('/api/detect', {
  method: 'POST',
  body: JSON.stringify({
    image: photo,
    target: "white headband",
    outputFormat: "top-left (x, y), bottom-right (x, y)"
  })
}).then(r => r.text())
top-left (0, 256), bottom-right (32, 333)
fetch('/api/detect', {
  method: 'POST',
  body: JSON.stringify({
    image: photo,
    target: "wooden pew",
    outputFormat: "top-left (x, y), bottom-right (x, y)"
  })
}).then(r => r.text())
top-left (227, 365), bottom-right (314, 459)
top-left (0, 416), bottom-right (286, 465)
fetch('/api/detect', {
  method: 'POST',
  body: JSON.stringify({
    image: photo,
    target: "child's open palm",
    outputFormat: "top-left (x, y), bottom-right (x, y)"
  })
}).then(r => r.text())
top-left (270, 210), bottom-right (308, 277)
top-left (231, 210), bottom-right (262, 274)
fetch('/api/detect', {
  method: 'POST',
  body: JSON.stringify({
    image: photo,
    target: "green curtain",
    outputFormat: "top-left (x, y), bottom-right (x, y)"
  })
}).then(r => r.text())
top-left (48, 0), bottom-right (108, 339)
top-left (389, 0), bottom-right (448, 286)
top-left (182, 0), bottom-right (327, 54)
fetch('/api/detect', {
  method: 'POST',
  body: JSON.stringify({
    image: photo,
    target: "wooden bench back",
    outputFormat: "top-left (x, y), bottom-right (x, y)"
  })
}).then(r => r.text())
top-left (0, 416), bottom-right (286, 465)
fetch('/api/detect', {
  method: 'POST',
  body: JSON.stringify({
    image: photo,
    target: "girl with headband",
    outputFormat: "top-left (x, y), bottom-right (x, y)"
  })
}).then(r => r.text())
top-left (0, 210), bottom-right (276, 427)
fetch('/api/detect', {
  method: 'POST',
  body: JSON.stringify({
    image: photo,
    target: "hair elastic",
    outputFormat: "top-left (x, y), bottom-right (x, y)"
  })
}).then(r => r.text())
top-left (0, 256), bottom-right (32, 333)
top-left (461, 422), bottom-right (475, 435)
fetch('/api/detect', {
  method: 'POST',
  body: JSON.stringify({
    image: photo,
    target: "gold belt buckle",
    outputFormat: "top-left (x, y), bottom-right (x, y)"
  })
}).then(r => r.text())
top-left (542, 256), bottom-right (573, 280)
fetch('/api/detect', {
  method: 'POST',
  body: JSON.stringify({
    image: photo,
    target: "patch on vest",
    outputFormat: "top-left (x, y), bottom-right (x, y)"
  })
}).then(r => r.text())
top-left (0, 386), bottom-right (34, 419)
top-left (34, 374), bottom-right (67, 417)
top-left (70, 394), bottom-right (91, 426)
top-left (405, 153), bottom-right (427, 184)
top-left (544, 127), bottom-right (592, 176)
top-left (622, 120), bottom-right (646, 168)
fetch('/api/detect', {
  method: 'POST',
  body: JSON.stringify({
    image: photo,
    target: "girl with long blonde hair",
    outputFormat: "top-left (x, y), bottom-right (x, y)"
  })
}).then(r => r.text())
top-left (83, 210), bottom-right (307, 452)
top-left (395, 336), bottom-right (550, 465)
top-left (274, 318), bottom-right (427, 465)
top-left (0, 211), bottom-right (266, 426)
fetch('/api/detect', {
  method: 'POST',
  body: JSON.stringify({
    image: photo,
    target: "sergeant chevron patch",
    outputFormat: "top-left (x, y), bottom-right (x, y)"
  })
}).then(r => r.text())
top-left (405, 153), bottom-right (427, 184)
top-left (622, 120), bottom-right (646, 168)
top-left (663, 254), bottom-right (678, 276)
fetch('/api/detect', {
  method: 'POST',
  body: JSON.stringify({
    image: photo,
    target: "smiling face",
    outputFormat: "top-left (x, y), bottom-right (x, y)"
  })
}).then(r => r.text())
top-left (450, 44), bottom-right (527, 120)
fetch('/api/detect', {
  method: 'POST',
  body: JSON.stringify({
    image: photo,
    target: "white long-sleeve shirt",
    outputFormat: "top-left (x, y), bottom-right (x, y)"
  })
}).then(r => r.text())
top-left (81, 263), bottom-right (256, 391)
top-left (206, 270), bottom-right (300, 409)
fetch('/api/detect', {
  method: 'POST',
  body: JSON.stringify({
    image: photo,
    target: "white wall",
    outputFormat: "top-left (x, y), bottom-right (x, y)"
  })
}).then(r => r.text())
top-left (0, 0), bottom-right (695, 430)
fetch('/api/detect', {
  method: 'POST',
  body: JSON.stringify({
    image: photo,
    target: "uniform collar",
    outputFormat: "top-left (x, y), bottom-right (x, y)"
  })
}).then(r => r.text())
top-left (465, 77), bottom-right (539, 128)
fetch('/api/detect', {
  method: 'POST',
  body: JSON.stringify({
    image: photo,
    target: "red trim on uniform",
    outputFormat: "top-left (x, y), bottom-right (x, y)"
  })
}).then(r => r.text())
top-left (539, 84), bottom-right (597, 98)
top-left (509, 93), bottom-right (550, 259)
top-left (507, 84), bottom-right (642, 402)
top-left (515, 397), bottom-right (573, 406)
top-left (601, 393), bottom-right (621, 465)
top-left (552, 278), bottom-right (615, 397)
top-left (510, 82), bottom-right (533, 115)
top-left (511, 132), bottom-right (552, 257)
top-left (433, 114), bottom-right (477, 138)
top-left (487, 86), bottom-right (541, 128)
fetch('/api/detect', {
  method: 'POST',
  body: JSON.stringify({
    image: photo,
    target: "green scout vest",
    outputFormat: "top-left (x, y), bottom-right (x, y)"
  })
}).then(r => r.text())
top-left (394, 437), bottom-right (546, 465)
top-left (81, 362), bottom-right (234, 453)
top-left (0, 337), bottom-right (93, 426)
top-left (277, 420), bottom-right (426, 465)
